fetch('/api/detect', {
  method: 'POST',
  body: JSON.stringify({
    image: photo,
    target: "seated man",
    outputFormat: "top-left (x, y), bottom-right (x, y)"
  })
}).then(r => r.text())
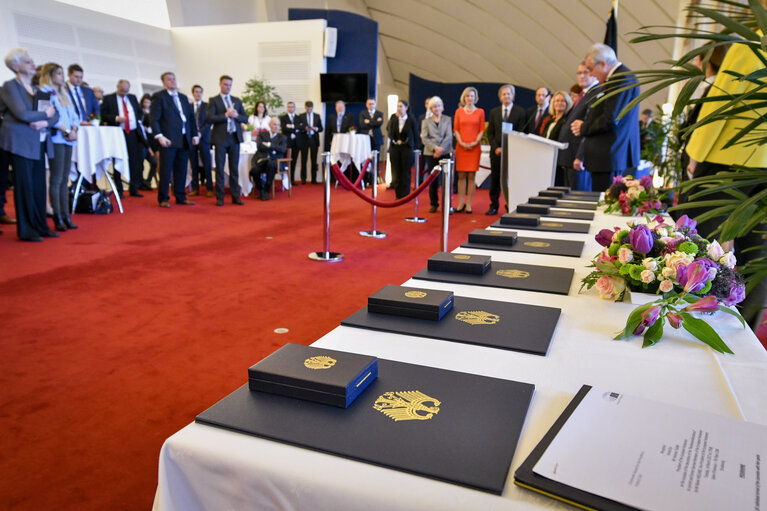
top-left (250, 117), bottom-right (287, 201)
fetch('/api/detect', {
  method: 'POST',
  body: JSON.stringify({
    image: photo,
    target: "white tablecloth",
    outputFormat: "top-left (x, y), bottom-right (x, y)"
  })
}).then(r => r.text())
top-left (153, 206), bottom-right (767, 511)
top-left (188, 142), bottom-right (256, 196)
top-left (69, 126), bottom-right (128, 183)
top-left (330, 133), bottom-right (371, 172)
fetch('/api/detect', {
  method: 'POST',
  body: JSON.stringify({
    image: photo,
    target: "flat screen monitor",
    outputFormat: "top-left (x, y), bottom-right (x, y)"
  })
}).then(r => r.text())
top-left (320, 73), bottom-right (368, 103)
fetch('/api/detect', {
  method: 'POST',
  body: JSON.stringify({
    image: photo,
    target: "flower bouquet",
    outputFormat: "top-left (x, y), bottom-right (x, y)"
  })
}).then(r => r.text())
top-left (580, 215), bottom-right (746, 353)
top-left (603, 175), bottom-right (668, 216)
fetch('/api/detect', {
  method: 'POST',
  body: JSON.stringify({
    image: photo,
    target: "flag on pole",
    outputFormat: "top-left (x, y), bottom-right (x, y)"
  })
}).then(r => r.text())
top-left (604, 0), bottom-right (618, 56)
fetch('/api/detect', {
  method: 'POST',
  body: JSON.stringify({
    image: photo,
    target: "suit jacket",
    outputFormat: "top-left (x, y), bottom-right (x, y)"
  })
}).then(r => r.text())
top-left (486, 103), bottom-right (526, 154)
top-left (279, 112), bottom-right (300, 147)
top-left (420, 115), bottom-right (453, 157)
top-left (296, 111), bottom-right (322, 147)
top-left (581, 64), bottom-right (641, 174)
top-left (358, 109), bottom-right (384, 148)
top-left (387, 114), bottom-right (418, 148)
top-left (559, 85), bottom-right (599, 168)
top-left (325, 111), bottom-right (355, 151)
top-left (525, 104), bottom-right (550, 135)
top-left (0, 80), bottom-right (57, 160)
top-left (100, 92), bottom-right (147, 146)
top-left (192, 100), bottom-right (211, 144)
top-left (255, 130), bottom-right (287, 161)
top-left (150, 89), bottom-right (198, 149)
top-left (207, 94), bottom-right (248, 145)
top-left (66, 83), bottom-right (99, 122)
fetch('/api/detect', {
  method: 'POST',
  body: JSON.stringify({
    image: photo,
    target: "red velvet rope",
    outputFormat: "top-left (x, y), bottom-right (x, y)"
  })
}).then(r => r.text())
top-left (332, 158), bottom-right (371, 191)
top-left (330, 164), bottom-right (441, 208)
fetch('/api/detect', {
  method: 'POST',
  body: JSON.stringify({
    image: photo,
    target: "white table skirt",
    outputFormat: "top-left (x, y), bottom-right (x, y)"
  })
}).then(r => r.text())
top-left (153, 206), bottom-right (767, 511)
top-left (69, 126), bottom-right (128, 183)
top-left (187, 141), bottom-right (256, 196)
top-left (330, 133), bottom-right (371, 172)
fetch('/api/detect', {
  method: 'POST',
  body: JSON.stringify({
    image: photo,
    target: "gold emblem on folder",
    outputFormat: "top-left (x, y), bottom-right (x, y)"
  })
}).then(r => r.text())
top-left (488, 230), bottom-right (504, 234)
top-left (558, 212), bottom-right (571, 216)
top-left (453, 254), bottom-right (471, 260)
top-left (524, 241), bottom-right (551, 248)
top-left (496, 269), bottom-right (530, 279)
top-left (541, 222), bottom-right (563, 227)
top-left (304, 356), bottom-right (337, 370)
top-left (455, 310), bottom-right (500, 325)
top-left (373, 391), bottom-right (440, 422)
top-left (404, 291), bottom-right (427, 298)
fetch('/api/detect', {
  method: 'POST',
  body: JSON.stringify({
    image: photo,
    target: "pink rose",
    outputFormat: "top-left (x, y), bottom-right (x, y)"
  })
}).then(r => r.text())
top-left (618, 247), bottom-right (634, 265)
top-left (659, 279), bottom-right (674, 293)
top-left (720, 252), bottom-right (737, 269)
top-left (707, 240), bottom-right (724, 260)
top-left (640, 270), bottom-right (655, 283)
top-left (595, 275), bottom-right (626, 300)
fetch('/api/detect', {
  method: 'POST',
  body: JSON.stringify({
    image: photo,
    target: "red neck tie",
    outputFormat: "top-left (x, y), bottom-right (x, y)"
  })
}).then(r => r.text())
top-left (122, 97), bottom-right (130, 134)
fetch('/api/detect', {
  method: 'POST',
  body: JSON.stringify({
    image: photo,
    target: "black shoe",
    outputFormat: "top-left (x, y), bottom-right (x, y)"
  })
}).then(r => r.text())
top-left (428, 206), bottom-right (438, 213)
top-left (139, 183), bottom-right (152, 191)
top-left (216, 199), bottom-right (224, 206)
top-left (64, 215), bottom-right (78, 229)
top-left (485, 208), bottom-right (498, 216)
top-left (177, 199), bottom-right (195, 205)
top-left (130, 191), bottom-right (144, 197)
top-left (54, 214), bottom-right (67, 232)
top-left (41, 230), bottom-right (59, 238)
top-left (21, 235), bottom-right (43, 242)
top-left (233, 197), bottom-right (244, 205)
top-left (259, 189), bottom-right (269, 201)
top-left (454, 205), bottom-right (466, 213)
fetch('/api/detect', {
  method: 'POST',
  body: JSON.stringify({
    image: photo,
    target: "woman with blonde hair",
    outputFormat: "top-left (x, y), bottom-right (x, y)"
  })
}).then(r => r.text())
top-left (420, 96), bottom-right (452, 212)
top-left (453, 86), bottom-right (485, 213)
top-left (38, 62), bottom-right (79, 231)
top-left (543, 91), bottom-right (574, 186)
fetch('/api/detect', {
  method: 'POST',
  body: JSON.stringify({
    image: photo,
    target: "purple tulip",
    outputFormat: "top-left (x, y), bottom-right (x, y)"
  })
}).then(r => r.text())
top-left (629, 225), bottom-right (654, 254)
top-left (675, 215), bottom-right (698, 235)
top-left (595, 229), bottom-right (615, 247)
top-left (677, 260), bottom-right (713, 294)
top-left (682, 295), bottom-right (719, 312)
top-left (640, 175), bottom-right (653, 189)
top-left (724, 281), bottom-right (746, 306)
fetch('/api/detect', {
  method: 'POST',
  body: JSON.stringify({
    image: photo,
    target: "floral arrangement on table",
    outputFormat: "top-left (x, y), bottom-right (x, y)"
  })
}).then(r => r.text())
top-left (580, 215), bottom-right (746, 353)
top-left (602, 175), bottom-right (668, 216)
top-left (348, 126), bottom-right (357, 134)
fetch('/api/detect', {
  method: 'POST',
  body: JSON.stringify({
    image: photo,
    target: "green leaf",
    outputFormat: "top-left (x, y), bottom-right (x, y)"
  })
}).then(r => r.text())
top-left (718, 305), bottom-right (747, 328)
top-left (642, 317), bottom-right (665, 348)
top-left (679, 312), bottom-right (734, 354)
top-left (615, 302), bottom-right (656, 340)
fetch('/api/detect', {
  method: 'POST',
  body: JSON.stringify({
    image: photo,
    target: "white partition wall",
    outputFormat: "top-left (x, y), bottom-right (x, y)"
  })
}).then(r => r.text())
top-left (170, 20), bottom-right (327, 116)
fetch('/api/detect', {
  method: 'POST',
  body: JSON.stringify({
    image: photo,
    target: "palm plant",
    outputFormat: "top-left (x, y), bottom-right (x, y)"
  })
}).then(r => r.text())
top-left (600, 0), bottom-right (767, 298)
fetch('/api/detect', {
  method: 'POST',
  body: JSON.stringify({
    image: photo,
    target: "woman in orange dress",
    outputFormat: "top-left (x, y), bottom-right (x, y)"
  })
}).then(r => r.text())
top-left (453, 86), bottom-right (485, 213)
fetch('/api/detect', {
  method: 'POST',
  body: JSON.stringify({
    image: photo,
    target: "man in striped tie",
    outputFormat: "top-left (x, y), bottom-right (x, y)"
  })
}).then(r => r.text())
top-left (207, 75), bottom-right (248, 206)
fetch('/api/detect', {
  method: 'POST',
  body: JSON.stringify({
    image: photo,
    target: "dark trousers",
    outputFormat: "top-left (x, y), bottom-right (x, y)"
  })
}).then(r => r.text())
top-left (488, 152), bottom-right (502, 209)
top-left (390, 144), bottom-right (413, 199)
top-left (298, 142), bottom-right (318, 183)
top-left (214, 134), bottom-right (241, 200)
top-left (554, 165), bottom-right (567, 187)
top-left (425, 155), bottom-right (444, 208)
top-left (124, 130), bottom-right (143, 194)
top-left (49, 143), bottom-right (73, 215)
top-left (287, 141), bottom-right (298, 182)
top-left (590, 172), bottom-right (613, 192)
top-left (10, 146), bottom-right (50, 239)
top-left (190, 140), bottom-right (212, 191)
top-left (157, 141), bottom-right (190, 204)
top-left (142, 147), bottom-right (158, 185)
top-left (251, 158), bottom-right (278, 190)
top-left (565, 168), bottom-right (579, 190)
top-left (0, 148), bottom-right (10, 216)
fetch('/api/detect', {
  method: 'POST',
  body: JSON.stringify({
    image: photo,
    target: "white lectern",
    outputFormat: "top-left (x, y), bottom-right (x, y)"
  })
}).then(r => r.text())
top-left (503, 130), bottom-right (567, 209)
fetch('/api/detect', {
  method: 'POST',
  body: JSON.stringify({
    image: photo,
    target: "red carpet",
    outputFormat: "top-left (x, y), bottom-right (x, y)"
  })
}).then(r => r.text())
top-left (0, 179), bottom-right (495, 510)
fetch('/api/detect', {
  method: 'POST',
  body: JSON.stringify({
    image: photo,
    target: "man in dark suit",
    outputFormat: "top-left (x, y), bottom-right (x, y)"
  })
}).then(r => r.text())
top-left (150, 71), bottom-right (200, 208)
top-left (250, 117), bottom-right (287, 201)
top-left (524, 87), bottom-right (551, 135)
top-left (574, 43), bottom-right (640, 192)
top-left (207, 75), bottom-right (248, 207)
top-left (324, 100), bottom-right (355, 153)
top-left (484, 84), bottom-right (527, 215)
top-left (558, 62), bottom-right (599, 190)
top-left (358, 98), bottom-right (384, 152)
top-left (296, 100), bottom-right (322, 184)
top-left (100, 79), bottom-right (147, 197)
top-left (279, 101), bottom-right (299, 184)
top-left (190, 84), bottom-right (213, 197)
top-left (66, 64), bottom-right (100, 125)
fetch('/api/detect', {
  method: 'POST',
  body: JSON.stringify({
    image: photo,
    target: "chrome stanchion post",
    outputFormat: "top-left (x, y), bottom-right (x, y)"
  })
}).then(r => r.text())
top-left (440, 158), bottom-right (452, 252)
top-left (309, 152), bottom-right (343, 262)
top-left (359, 150), bottom-right (386, 238)
top-left (405, 149), bottom-right (427, 223)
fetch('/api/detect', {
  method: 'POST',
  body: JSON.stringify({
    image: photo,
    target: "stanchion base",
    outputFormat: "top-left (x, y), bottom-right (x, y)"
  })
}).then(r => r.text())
top-left (359, 230), bottom-right (387, 238)
top-left (308, 251), bottom-right (344, 262)
top-left (404, 217), bottom-right (427, 223)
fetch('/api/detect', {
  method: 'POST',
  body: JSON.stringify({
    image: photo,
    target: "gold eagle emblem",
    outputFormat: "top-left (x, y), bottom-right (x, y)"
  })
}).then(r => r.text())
top-left (524, 241), bottom-right (551, 248)
top-left (373, 390), bottom-right (441, 422)
top-left (455, 310), bottom-right (500, 325)
top-left (496, 269), bottom-right (530, 279)
top-left (404, 290), bottom-right (427, 298)
top-left (453, 254), bottom-right (471, 260)
top-left (304, 356), bottom-right (337, 370)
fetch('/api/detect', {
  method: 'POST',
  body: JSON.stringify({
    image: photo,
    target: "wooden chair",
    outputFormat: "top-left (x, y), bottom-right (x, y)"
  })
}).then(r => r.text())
top-left (271, 148), bottom-right (292, 199)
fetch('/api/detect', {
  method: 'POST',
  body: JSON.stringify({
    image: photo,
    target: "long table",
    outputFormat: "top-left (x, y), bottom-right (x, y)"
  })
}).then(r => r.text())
top-left (153, 207), bottom-right (767, 511)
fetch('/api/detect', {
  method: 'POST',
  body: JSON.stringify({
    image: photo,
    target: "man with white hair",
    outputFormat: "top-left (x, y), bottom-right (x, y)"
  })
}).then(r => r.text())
top-left (250, 117), bottom-right (286, 201)
top-left (574, 43), bottom-right (640, 191)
